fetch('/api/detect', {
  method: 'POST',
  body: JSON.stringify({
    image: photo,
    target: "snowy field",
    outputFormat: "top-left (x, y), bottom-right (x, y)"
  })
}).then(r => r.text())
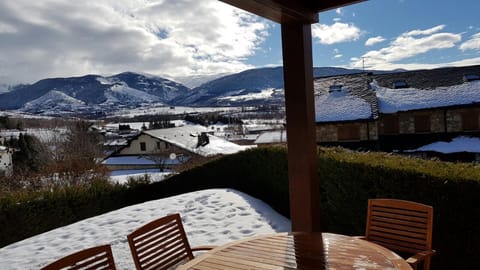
top-left (0, 189), bottom-right (291, 270)
top-left (112, 105), bottom-right (243, 118)
top-left (109, 169), bottom-right (172, 185)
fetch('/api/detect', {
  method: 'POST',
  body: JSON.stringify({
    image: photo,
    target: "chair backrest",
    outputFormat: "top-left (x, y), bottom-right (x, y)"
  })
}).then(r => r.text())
top-left (127, 213), bottom-right (194, 270)
top-left (365, 199), bottom-right (433, 254)
top-left (41, 244), bottom-right (116, 270)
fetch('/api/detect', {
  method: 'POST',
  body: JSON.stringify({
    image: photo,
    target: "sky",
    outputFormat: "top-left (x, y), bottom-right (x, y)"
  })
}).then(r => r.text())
top-left (0, 0), bottom-right (480, 85)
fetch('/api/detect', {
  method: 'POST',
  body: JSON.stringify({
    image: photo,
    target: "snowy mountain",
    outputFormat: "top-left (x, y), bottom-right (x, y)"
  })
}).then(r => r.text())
top-left (173, 66), bottom-right (364, 106)
top-left (0, 66), bottom-right (373, 116)
top-left (172, 73), bottom-right (230, 89)
top-left (0, 72), bottom-right (190, 116)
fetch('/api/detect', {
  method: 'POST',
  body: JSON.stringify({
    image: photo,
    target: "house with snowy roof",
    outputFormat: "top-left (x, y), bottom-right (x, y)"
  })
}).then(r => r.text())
top-left (103, 125), bottom-right (255, 171)
top-left (314, 65), bottom-right (480, 156)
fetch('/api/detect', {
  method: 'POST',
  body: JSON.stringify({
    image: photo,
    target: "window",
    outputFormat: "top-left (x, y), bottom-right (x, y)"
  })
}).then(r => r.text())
top-left (337, 125), bottom-right (360, 141)
top-left (156, 142), bottom-right (161, 149)
top-left (140, 142), bottom-right (146, 151)
top-left (462, 111), bottom-right (479, 131)
top-left (414, 114), bottom-right (430, 133)
top-left (382, 115), bottom-right (399, 134)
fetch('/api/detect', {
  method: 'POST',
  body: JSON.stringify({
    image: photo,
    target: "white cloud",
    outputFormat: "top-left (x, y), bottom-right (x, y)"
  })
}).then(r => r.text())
top-left (0, 0), bottom-right (270, 84)
top-left (335, 8), bottom-right (343, 15)
top-left (460, 33), bottom-right (480, 51)
top-left (334, 54), bottom-right (343, 58)
top-left (350, 25), bottom-right (462, 69)
top-left (312, 22), bottom-right (362, 45)
top-left (365, 36), bottom-right (386, 46)
top-left (405, 25), bottom-right (446, 36)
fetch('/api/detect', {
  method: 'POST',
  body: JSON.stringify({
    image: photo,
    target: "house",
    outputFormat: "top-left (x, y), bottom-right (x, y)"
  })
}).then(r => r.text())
top-left (314, 65), bottom-right (480, 154)
top-left (103, 125), bottom-right (255, 171)
top-left (0, 146), bottom-right (14, 176)
top-left (314, 73), bottom-right (379, 149)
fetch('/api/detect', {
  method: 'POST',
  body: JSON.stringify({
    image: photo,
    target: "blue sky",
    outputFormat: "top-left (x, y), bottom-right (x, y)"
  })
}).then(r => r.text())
top-left (0, 0), bottom-right (479, 85)
top-left (248, 0), bottom-right (480, 71)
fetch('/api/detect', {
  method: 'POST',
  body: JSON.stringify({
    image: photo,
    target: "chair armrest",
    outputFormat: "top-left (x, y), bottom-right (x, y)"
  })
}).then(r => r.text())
top-left (406, 249), bottom-right (436, 265)
top-left (191, 245), bottom-right (216, 252)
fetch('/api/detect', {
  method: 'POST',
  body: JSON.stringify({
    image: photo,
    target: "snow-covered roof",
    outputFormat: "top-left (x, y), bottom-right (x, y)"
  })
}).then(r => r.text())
top-left (314, 88), bottom-right (373, 122)
top-left (144, 125), bottom-right (254, 157)
top-left (314, 73), bottom-right (377, 123)
top-left (373, 80), bottom-right (480, 113)
top-left (254, 130), bottom-right (287, 144)
top-left (313, 65), bottom-right (480, 122)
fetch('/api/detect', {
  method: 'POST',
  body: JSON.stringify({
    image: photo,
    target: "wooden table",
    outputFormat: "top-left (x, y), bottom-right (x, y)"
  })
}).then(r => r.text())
top-left (177, 232), bottom-right (412, 270)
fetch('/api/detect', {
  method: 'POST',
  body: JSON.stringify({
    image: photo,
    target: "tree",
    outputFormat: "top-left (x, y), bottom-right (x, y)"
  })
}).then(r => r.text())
top-left (54, 121), bottom-right (106, 184)
top-left (8, 133), bottom-right (50, 173)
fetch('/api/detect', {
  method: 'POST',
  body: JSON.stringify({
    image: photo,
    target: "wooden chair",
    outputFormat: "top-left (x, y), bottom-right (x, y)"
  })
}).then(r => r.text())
top-left (41, 244), bottom-right (116, 270)
top-left (127, 213), bottom-right (215, 270)
top-left (365, 199), bottom-right (436, 270)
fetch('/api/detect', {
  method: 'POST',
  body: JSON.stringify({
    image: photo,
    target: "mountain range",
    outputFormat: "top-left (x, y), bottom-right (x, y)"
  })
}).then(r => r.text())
top-left (0, 67), bottom-right (368, 116)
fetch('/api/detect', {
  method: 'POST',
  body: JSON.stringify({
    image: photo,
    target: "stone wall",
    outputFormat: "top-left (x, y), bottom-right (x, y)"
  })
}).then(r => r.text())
top-left (316, 122), bottom-right (378, 142)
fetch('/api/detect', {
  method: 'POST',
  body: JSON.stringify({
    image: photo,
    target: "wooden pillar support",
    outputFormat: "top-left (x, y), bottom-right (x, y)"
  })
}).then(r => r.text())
top-left (281, 23), bottom-right (321, 232)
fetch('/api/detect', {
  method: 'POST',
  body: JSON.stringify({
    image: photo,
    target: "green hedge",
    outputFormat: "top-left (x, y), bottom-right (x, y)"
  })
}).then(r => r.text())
top-left (1, 147), bottom-right (479, 270)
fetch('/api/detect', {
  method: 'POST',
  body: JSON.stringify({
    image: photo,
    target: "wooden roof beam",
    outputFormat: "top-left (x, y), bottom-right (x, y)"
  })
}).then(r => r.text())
top-left (219, 0), bottom-right (319, 23)
top-left (314, 0), bottom-right (365, 12)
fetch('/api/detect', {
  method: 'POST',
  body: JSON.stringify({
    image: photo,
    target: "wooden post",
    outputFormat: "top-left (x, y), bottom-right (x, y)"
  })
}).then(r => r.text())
top-left (281, 22), bottom-right (321, 232)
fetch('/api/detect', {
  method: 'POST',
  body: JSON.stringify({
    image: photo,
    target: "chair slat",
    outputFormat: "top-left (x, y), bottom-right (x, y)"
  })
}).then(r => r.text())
top-left (371, 210), bottom-right (428, 224)
top-left (132, 221), bottom-right (178, 249)
top-left (139, 240), bottom-right (186, 265)
top-left (41, 245), bottom-right (116, 270)
top-left (370, 216), bottom-right (428, 230)
top-left (373, 205), bottom-right (429, 217)
top-left (142, 246), bottom-right (189, 270)
top-left (136, 229), bottom-right (183, 255)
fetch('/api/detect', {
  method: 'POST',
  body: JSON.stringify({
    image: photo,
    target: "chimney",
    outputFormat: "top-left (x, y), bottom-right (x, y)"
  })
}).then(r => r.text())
top-left (197, 132), bottom-right (209, 147)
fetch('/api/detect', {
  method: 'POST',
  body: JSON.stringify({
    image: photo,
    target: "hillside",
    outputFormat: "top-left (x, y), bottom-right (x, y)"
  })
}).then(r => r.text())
top-left (0, 67), bottom-right (370, 116)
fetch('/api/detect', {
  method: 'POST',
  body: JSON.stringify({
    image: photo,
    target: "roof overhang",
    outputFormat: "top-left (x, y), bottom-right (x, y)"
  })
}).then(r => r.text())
top-left (219, 0), bottom-right (364, 23)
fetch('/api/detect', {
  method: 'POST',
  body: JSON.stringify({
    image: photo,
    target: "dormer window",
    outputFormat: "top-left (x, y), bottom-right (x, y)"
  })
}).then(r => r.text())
top-left (392, 80), bottom-right (408, 89)
top-left (463, 74), bottom-right (480, 82)
top-left (329, 84), bottom-right (343, 93)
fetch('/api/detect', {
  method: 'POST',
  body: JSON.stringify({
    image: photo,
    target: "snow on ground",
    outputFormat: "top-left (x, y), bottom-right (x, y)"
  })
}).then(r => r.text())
top-left (408, 136), bottom-right (480, 154)
top-left (112, 105), bottom-right (242, 118)
top-left (373, 80), bottom-right (480, 113)
top-left (109, 169), bottom-right (172, 185)
top-left (0, 189), bottom-right (291, 270)
top-left (217, 88), bottom-right (279, 102)
top-left (254, 130), bottom-right (287, 144)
